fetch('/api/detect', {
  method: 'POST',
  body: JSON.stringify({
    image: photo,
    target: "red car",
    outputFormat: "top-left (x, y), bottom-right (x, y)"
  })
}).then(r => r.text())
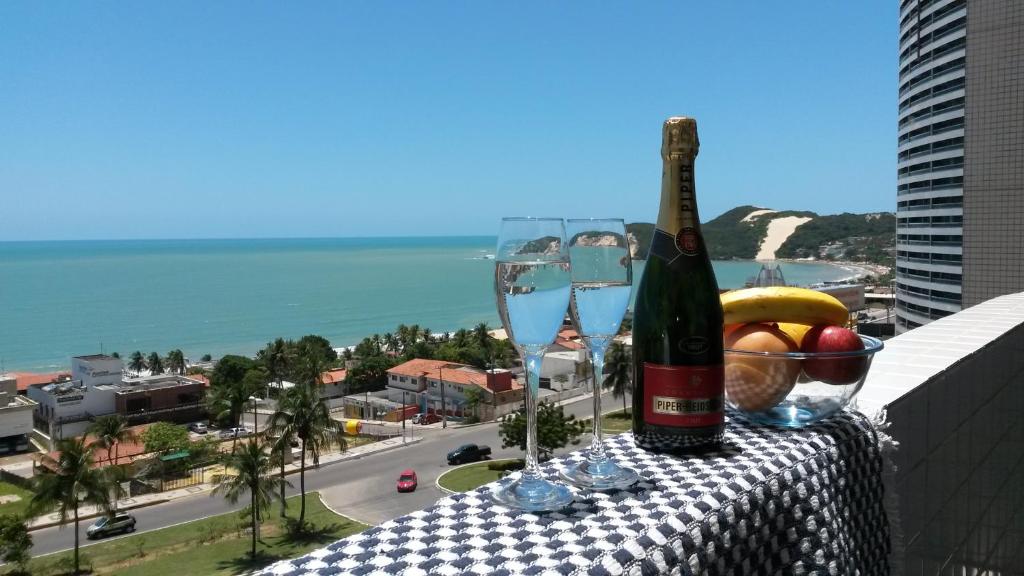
top-left (396, 469), bottom-right (418, 492)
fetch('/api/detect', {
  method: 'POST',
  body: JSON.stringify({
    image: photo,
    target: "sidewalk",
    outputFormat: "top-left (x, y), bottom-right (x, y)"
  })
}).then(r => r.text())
top-left (25, 434), bottom-right (422, 531)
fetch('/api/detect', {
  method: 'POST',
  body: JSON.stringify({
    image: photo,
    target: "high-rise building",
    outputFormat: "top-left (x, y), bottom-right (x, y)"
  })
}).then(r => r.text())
top-left (896, 0), bottom-right (1023, 332)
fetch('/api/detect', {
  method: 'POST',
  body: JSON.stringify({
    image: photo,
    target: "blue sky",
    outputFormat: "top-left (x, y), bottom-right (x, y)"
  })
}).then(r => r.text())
top-left (0, 2), bottom-right (897, 241)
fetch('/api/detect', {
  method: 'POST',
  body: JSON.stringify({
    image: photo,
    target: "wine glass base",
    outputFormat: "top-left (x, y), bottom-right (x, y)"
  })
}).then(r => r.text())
top-left (490, 475), bottom-right (574, 512)
top-left (560, 458), bottom-right (639, 491)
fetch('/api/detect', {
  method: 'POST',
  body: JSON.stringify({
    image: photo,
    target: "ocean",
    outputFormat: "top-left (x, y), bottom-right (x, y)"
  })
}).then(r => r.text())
top-left (0, 238), bottom-right (854, 372)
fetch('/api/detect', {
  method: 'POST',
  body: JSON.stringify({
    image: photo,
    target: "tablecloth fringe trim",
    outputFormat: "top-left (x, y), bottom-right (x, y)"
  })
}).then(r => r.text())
top-left (871, 407), bottom-right (905, 576)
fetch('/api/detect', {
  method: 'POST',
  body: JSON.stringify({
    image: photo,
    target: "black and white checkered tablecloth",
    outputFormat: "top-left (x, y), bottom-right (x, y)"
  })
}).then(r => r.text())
top-left (259, 410), bottom-right (890, 576)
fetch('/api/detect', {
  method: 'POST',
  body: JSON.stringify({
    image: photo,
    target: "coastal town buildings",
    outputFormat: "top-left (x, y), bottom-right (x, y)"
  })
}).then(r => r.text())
top-left (385, 358), bottom-right (524, 421)
top-left (0, 376), bottom-right (36, 453)
top-left (27, 354), bottom-right (206, 444)
top-left (896, 0), bottom-right (1024, 332)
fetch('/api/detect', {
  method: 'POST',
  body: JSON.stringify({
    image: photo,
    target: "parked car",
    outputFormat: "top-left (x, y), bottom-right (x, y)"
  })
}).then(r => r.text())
top-left (86, 514), bottom-right (136, 539)
top-left (396, 469), bottom-right (418, 492)
top-left (447, 443), bottom-right (491, 465)
top-left (413, 413), bottom-right (441, 425)
top-left (220, 426), bottom-right (250, 439)
top-left (188, 422), bottom-right (208, 434)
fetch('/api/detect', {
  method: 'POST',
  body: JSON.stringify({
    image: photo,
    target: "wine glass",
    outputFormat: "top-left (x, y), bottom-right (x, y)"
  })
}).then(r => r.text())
top-left (561, 218), bottom-right (639, 490)
top-left (492, 217), bottom-right (574, 512)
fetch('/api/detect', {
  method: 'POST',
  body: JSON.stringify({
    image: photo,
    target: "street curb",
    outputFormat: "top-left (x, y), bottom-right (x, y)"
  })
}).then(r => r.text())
top-left (27, 497), bottom-right (171, 532)
top-left (434, 458), bottom-right (519, 495)
top-left (24, 437), bottom-right (423, 533)
top-left (315, 493), bottom-right (375, 527)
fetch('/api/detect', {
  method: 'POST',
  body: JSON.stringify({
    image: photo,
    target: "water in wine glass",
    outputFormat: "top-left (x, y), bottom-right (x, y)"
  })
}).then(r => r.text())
top-left (570, 282), bottom-right (632, 339)
top-left (561, 219), bottom-right (639, 491)
top-left (495, 260), bottom-right (571, 348)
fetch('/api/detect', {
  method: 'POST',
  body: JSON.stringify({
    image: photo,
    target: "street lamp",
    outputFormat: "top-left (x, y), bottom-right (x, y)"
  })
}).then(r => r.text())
top-left (248, 395), bottom-right (258, 437)
top-left (439, 366), bottom-right (447, 429)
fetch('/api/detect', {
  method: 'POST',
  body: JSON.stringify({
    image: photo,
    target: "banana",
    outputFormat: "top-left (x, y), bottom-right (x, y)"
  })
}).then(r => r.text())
top-left (720, 287), bottom-right (849, 327)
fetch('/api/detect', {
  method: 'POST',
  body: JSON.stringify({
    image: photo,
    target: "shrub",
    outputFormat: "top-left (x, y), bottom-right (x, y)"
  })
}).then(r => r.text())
top-left (487, 459), bottom-right (525, 472)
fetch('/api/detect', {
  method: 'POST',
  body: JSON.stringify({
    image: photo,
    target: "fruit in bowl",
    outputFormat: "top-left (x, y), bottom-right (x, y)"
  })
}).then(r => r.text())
top-left (724, 323), bottom-right (801, 411)
top-left (719, 287), bottom-right (883, 426)
top-left (800, 325), bottom-right (868, 385)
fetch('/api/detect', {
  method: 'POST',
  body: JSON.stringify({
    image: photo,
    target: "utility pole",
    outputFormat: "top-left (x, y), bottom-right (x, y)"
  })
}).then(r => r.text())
top-left (439, 366), bottom-right (447, 429)
top-left (402, 390), bottom-right (407, 443)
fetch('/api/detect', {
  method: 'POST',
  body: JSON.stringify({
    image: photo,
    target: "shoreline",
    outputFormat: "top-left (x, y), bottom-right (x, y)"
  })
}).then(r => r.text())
top-left (770, 258), bottom-right (891, 284)
top-left (5, 259), bottom-right (870, 375)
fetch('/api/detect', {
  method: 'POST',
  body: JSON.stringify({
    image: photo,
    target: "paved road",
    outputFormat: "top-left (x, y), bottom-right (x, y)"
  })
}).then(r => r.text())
top-left (29, 391), bottom-right (630, 558)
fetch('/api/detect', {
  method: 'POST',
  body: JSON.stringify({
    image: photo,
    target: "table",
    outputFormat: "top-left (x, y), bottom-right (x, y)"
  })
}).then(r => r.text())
top-left (261, 410), bottom-right (891, 575)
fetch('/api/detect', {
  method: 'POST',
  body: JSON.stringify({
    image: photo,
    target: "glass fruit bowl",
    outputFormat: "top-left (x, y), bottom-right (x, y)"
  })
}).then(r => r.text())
top-left (724, 334), bottom-right (883, 427)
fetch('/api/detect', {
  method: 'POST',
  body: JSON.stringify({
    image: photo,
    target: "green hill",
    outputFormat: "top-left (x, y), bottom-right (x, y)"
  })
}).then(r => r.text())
top-left (628, 206), bottom-right (894, 265)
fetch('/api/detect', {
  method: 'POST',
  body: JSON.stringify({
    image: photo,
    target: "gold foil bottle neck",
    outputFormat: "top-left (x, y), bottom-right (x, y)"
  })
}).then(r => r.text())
top-left (661, 117), bottom-right (699, 158)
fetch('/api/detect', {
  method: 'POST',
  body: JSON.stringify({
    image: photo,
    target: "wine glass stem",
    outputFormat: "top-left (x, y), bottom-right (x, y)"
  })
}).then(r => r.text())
top-left (523, 351), bottom-right (544, 481)
top-left (588, 340), bottom-right (608, 462)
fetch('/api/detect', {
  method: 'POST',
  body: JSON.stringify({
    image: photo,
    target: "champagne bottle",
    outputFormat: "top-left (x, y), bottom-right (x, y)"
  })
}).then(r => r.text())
top-left (632, 117), bottom-right (724, 453)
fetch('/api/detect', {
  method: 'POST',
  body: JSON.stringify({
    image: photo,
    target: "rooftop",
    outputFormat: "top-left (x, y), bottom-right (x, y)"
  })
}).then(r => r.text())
top-left (103, 374), bottom-right (205, 393)
top-left (388, 359), bottom-right (518, 392)
top-left (0, 395), bottom-right (36, 409)
top-left (73, 354), bottom-right (119, 361)
top-left (2, 371), bottom-right (72, 393)
top-left (321, 368), bottom-right (347, 385)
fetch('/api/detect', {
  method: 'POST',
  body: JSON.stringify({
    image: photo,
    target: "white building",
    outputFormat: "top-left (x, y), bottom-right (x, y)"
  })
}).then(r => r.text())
top-left (540, 349), bottom-right (588, 391)
top-left (0, 376), bottom-right (35, 453)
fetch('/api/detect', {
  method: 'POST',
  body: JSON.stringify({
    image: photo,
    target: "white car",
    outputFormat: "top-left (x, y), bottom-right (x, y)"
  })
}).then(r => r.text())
top-left (220, 426), bottom-right (250, 439)
top-left (188, 422), bottom-right (208, 434)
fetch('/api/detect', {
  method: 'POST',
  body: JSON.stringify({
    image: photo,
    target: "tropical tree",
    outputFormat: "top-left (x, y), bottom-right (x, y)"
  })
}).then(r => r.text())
top-left (472, 323), bottom-right (491, 355)
top-left (28, 437), bottom-right (112, 575)
top-left (147, 352), bottom-right (164, 375)
top-left (212, 439), bottom-right (286, 560)
top-left (603, 341), bottom-right (632, 414)
top-left (166, 349), bottom-right (186, 375)
top-left (0, 514), bottom-right (32, 575)
top-left (463, 387), bottom-right (483, 423)
top-left (88, 415), bottom-right (136, 467)
top-left (257, 338), bottom-right (292, 395)
top-left (268, 349), bottom-right (346, 528)
top-left (499, 402), bottom-right (585, 462)
top-left (208, 355), bottom-right (261, 440)
top-left (128, 351), bottom-right (147, 376)
top-left (140, 421), bottom-right (190, 455)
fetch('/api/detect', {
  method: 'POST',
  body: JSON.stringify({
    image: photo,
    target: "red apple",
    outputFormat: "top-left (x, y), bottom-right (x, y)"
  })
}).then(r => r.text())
top-left (800, 325), bottom-right (867, 385)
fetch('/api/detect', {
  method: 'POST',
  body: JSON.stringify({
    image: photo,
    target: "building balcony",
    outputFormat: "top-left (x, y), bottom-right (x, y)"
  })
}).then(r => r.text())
top-left (256, 293), bottom-right (1024, 575)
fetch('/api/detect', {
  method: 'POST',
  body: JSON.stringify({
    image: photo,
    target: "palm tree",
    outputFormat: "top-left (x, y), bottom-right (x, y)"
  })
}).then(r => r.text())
top-left (88, 415), bottom-right (135, 468)
top-left (603, 341), bottom-right (632, 414)
top-left (257, 338), bottom-right (291, 395)
top-left (166, 349), bottom-right (186, 375)
top-left (212, 439), bottom-right (286, 560)
top-left (128, 351), bottom-right (147, 376)
top-left (28, 437), bottom-right (112, 575)
top-left (207, 379), bottom-right (253, 453)
top-left (268, 350), bottom-right (346, 527)
top-left (147, 352), bottom-right (164, 375)
top-left (472, 322), bottom-right (491, 351)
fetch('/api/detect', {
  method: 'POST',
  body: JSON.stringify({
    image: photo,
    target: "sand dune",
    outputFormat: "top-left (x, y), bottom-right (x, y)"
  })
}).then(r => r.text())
top-left (741, 209), bottom-right (776, 222)
top-left (756, 216), bottom-right (813, 260)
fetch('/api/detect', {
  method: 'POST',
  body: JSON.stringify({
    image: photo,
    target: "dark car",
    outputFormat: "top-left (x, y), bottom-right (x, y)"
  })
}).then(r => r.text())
top-left (447, 443), bottom-right (491, 465)
top-left (86, 514), bottom-right (136, 539)
top-left (396, 469), bottom-right (418, 492)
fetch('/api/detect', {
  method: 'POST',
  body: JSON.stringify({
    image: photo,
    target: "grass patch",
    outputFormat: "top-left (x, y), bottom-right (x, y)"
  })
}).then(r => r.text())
top-left (437, 459), bottom-right (521, 493)
top-left (601, 409), bottom-right (633, 434)
top-left (0, 480), bottom-right (34, 518)
top-left (13, 493), bottom-right (368, 576)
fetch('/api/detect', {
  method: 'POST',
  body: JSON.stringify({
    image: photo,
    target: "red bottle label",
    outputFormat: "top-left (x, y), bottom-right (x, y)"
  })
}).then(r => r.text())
top-left (643, 363), bottom-right (724, 427)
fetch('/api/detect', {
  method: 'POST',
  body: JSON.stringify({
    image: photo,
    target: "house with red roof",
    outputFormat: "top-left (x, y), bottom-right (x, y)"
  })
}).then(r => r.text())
top-left (385, 359), bottom-right (524, 421)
